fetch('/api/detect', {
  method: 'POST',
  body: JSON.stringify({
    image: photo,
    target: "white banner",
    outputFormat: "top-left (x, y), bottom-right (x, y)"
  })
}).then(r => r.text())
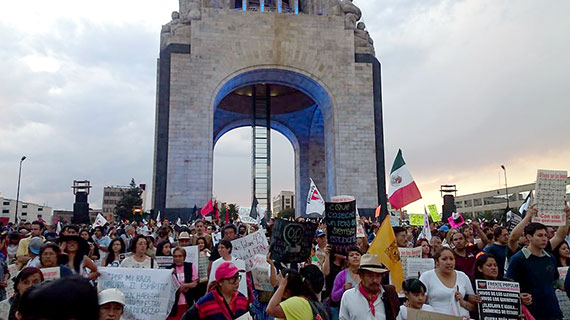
top-left (231, 230), bottom-right (269, 271)
top-left (98, 267), bottom-right (176, 320)
top-left (184, 245), bottom-right (199, 267)
top-left (306, 178), bottom-right (325, 217)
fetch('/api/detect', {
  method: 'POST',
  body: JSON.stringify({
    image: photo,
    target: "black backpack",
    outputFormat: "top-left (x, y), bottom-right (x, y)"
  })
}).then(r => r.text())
top-left (306, 299), bottom-right (330, 320)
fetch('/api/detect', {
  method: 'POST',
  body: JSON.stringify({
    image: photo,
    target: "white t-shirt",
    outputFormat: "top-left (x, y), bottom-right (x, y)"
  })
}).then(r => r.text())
top-left (396, 304), bottom-right (435, 320)
top-left (339, 287), bottom-right (386, 320)
top-left (208, 256), bottom-right (248, 298)
top-left (119, 256), bottom-right (159, 269)
top-left (419, 269), bottom-right (473, 317)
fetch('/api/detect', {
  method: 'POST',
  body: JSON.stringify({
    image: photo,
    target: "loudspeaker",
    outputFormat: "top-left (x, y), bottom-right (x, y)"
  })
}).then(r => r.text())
top-left (442, 194), bottom-right (456, 221)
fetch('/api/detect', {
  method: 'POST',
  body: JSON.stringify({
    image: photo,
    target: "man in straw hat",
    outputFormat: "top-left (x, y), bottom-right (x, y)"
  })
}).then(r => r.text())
top-left (339, 254), bottom-right (399, 320)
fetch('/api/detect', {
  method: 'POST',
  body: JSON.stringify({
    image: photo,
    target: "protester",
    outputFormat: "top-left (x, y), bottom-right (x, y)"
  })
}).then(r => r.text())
top-left (0, 253), bottom-right (8, 300)
top-left (331, 246), bottom-right (362, 308)
top-left (314, 230), bottom-right (328, 268)
top-left (415, 238), bottom-right (431, 259)
top-left (506, 222), bottom-right (563, 320)
top-left (168, 246), bottom-right (199, 320)
top-left (396, 278), bottom-right (434, 320)
top-left (59, 235), bottom-right (99, 279)
top-left (99, 288), bottom-right (126, 320)
top-left (339, 254), bottom-right (399, 320)
top-left (209, 224), bottom-right (238, 264)
top-left (178, 232), bottom-right (192, 247)
top-left (185, 261), bottom-right (249, 320)
top-left (38, 242), bottom-right (73, 277)
top-left (429, 235), bottom-right (442, 255)
top-left (419, 247), bottom-right (477, 318)
top-left (482, 226), bottom-right (509, 278)
top-left (552, 240), bottom-right (570, 267)
top-left (208, 239), bottom-right (248, 298)
top-left (102, 238), bottom-right (126, 267)
top-left (393, 227), bottom-right (408, 248)
top-left (156, 240), bottom-right (173, 257)
top-left (195, 236), bottom-right (210, 297)
top-left (120, 234), bottom-right (159, 269)
top-left (451, 222), bottom-right (488, 280)
top-left (192, 220), bottom-right (212, 248)
top-left (16, 221), bottom-right (44, 266)
top-left (8, 267), bottom-right (44, 320)
top-left (23, 237), bottom-right (43, 268)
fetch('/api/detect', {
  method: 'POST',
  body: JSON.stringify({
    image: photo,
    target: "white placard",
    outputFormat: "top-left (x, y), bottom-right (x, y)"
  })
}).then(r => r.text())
top-left (406, 258), bottom-right (434, 278)
top-left (183, 246), bottom-right (199, 267)
top-left (97, 267), bottom-right (176, 320)
top-left (398, 247), bottom-right (422, 280)
top-left (41, 267), bottom-right (61, 281)
top-left (534, 170), bottom-right (568, 226)
top-left (231, 230), bottom-right (269, 271)
top-left (212, 232), bottom-right (222, 247)
top-left (251, 254), bottom-right (274, 292)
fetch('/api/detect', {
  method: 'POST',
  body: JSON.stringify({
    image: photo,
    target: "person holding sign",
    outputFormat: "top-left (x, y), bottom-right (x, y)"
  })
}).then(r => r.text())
top-left (101, 238), bottom-right (126, 268)
top-left (186, 262), bottom-right (249, 320)
top-left (119, 235), bottom-right (159, 269)
top-left (38, 243), bottom-right (73, 277)
top-left (168, 246), bottom-right (198, 320)
top-left (419, 247), bottom-right (477, 318)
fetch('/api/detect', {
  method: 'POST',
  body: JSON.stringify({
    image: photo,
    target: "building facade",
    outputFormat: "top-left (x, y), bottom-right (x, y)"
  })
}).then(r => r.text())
top-left (0, 196), bottom-right (52, 224)
top-left (455, 178), bottom-right (570, 218)
top-left (272, 191), bottom-right (295, 213)
top-left (102, 184), bottom-right (147, 220)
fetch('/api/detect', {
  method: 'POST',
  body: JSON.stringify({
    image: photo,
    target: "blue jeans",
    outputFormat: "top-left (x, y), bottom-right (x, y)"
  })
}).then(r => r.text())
top-left (329, 306), bottom-right (340, 320)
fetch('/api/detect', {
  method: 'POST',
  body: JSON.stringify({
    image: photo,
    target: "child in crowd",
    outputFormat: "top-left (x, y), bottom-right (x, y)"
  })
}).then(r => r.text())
top-left (396, 278), bottom-right (434, 320)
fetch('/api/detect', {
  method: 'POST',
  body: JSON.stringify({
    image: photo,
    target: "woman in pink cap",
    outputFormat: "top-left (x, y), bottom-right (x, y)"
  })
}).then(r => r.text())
top-left (185, 261), bottom-right (249, 319)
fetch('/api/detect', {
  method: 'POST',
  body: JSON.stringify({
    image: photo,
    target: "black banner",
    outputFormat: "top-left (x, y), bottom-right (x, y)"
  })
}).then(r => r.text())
top-left (269, 219), bottom-right (317, 263)
top-left (476, 280), bottom-right (521, 320)
top-left (325, 200), bottom-right (356, 254)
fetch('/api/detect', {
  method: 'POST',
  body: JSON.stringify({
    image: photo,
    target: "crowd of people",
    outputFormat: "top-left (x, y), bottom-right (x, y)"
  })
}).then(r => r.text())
top-left (0, 201), bottom-right (569, 320)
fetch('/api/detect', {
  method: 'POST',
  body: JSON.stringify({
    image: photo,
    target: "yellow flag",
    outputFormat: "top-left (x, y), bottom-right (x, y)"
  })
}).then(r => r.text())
top-left (367, 216), bottom-right (404, 292)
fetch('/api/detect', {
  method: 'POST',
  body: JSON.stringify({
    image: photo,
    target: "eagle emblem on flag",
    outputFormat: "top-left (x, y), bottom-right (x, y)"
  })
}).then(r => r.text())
top-left (384, 241), bottom-right (401, 263)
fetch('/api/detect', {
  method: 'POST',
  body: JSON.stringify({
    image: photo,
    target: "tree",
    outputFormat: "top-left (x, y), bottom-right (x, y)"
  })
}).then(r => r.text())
top-left (114, 179), bottom-right (143, 222)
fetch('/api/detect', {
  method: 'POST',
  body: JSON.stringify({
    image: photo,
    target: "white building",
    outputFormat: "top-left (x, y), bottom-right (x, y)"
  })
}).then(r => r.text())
top-left (102, 184), bottom-right (147, 220)
top-left (272, 191), bottom-right (295, 214)
top-left (0, 195), bottom-right (52, 224)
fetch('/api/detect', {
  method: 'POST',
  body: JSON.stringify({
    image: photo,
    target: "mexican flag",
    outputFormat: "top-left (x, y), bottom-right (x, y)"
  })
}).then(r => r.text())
top-left (388, 149), bottom-right (421, 209)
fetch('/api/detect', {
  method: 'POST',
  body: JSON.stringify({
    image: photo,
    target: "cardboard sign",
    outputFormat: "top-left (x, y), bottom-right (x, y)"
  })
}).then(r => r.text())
top-left (398, 247), bottom-right (422, 280)
top-left (325, 200), bottom-right (357, 254)
top-left (534, 170), bottom-right (568, 226)
top-left (155, 256), bottom-right (173, 269)
top-left (409, 214), bottom-right (424, 226)
top-left (41, 267), bottom-right (61, 281)
top-left (269, 219), bottom-right (317, 263)
top-left (5, 264), bottom-right (18, 298)
top-left (98, 267), bottom-right (176, 320)
top-left (390, 215), bottom-right (400, 227)
top-left (475, 280), bottom-right (521, 320)
top-left (448, 212), bottom-right (465, 228)
top-left (183, 245), bottom-right (199, 268)
top-left (231, 230), bottom-right (269, 271)
top-left (406, 258), bottom-right (434, 278)
top-left (427, 204), bottom-right (441, 222)
top-left (556, 267), bottom-right (570, 319)
top-left (251, 254), bottom-right (274, 292)
top-left (407, 308), bottom-right (462, 320)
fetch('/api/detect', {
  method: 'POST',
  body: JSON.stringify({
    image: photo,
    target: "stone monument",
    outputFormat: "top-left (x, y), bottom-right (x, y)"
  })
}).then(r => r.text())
top-left (153, 0), bottom-right (388, 219)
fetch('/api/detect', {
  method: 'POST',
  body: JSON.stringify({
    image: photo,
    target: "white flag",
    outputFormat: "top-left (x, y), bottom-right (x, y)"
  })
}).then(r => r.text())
top-left (93, 213), bottom-right (108, 228)
top-left (176, 217), bottom-right (182, 226)
top-left (56, 221), bottom-right (62, 234)
top-left (419, 206), bottom-right (432, 241)
top-left (306, 178), bottom-right (325, 217)
top-left (156, 212), bottom-right (162, 228)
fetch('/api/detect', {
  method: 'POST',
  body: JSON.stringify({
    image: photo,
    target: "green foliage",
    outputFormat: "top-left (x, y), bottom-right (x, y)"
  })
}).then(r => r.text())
top-left (114, 178), bottom-right (143, 222)
top-left (278, 208), bottom-right (295, 219)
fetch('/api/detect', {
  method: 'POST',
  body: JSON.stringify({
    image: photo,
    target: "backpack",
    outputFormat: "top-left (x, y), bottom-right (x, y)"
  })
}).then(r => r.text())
top-left (306, 299), bottom-right (330, 320)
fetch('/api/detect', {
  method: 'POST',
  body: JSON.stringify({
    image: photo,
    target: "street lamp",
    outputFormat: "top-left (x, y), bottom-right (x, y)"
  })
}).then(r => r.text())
top-left (501, 165), bottom-right (509, 226)
top-left (15, 156), bottom-right (26, 224)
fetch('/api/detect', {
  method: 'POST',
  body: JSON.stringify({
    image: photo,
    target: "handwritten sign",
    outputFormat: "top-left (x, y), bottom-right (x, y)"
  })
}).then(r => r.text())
top-left (251, 254), bottom-right (274, 292)
top-left (534, 170), bottom-right (568, 226)
top-left (409, 214), bottom-right (424, 226)
top-left (198, 255), bottom-right (209, 282)
top-left (5, 264), bottom-right (18, 298)
top-left (325, 200), bottom-right (357, 254)
top-left (406, 258), bottom-right (434, 278)
top-left (427, 204), bottom-right (442, 222)
top-left (556, 267), bottom-right (570, 319)
top-left (155, 256), bottom-right (173, 269)
top-left (398, 247), bottom-right (422, 280)
top-left (212, 232), bottom-right (222, 247)
top-left (231, 230), bottom-right (269, 271)
top-left (98, 267), bottom-right (176, 320)
top-left (270, 219), bottom-right (317, 263)
top-left (41, 267), bottom-right (61, 281)
top-left (407, 308), bottom-right (462, 320)
top-left (475, 280), bottom-right (521, 320)
top-left (184, 246), bottom-right (199, 268)
top-left (390, 215), bottom-right (400, 227)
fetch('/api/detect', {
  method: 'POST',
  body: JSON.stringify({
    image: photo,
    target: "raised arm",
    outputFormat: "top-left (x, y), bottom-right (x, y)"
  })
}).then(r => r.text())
top-left (550, 201), bottom-right (570, 250)
top-left (508, 205), bottom-right (537, 253)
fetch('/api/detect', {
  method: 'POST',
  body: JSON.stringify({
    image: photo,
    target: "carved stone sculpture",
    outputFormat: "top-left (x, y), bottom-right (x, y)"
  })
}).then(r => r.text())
top-left (354, 22), bottom-right (375, 55)
top-left (340, 0), bottom-right (361, 29)
top-left (180, 0), bottom-right (202, 23)
top-left (161, 11), bottom-right (192, 49)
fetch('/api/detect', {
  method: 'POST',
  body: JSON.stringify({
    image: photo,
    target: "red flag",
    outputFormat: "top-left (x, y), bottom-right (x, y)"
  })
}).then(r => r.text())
top-left (224, 204), bottom-right (229, 224)
top-left (375, 205), bottom-right (381, 218)
top-left (200, 199), bottom-right (213, 216)
top-left (214, 201), bottom-right (219, 221)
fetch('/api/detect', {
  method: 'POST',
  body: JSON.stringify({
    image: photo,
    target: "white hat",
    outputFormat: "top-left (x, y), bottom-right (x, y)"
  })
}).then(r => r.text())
top-left (98, 288), bottom-right (126, 306)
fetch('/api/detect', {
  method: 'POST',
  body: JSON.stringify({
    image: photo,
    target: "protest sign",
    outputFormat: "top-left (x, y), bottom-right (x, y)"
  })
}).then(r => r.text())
top-left (448, 212), bottom-right (465, 228)
top-left (409, 214), bottom-right (424, 226)
top-left (198, 255), bottom-right (209, 282)
top-left (407, 308), bottom-right (462, 320)
top-left (212, 232), bottom-right (222, 247)
top-left (231, 229), bottom-right (269, 271)
top-left (398, 247), bottom-right (422, 280)
top-left (533, 170), bottom-right (568, 226)
top-left (98, 267), bottom-right (176, 320)
top-left (5, 264), bottom-right (18, 298)
top-left (406, 258), bottom-right (434, 278)
top-left (251, 254), bottom-right (274, 292)
top-left (325, 200), bottom-right (357, 254)
top-left (184, 245), bottom-right (199, 267)
top-left (427, 204), bottom-right (442, 222)
top-left (390, 215), bottom-right (400, 227)
top-left (41, 267), bottom-right (61, 281)
top-left (270, 219), bottom-right (317, 263)
top-left (556, 267), bottom-right (570, 319)
top-left (236, 313), bottom-right (253, 320)
top-left (155, 256), bottom-right (173, 269)
top-left (475, 280), bottom-right (520, 320)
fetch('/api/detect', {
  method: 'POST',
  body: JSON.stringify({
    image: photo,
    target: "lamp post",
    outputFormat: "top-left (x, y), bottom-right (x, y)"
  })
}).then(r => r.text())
top-left (501, 165), bottom-right (509, 226)
top-left (15, 156), bottom-right (26, 224)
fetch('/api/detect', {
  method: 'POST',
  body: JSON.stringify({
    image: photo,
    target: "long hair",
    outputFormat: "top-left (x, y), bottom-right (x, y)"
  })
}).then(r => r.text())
top-left (105, 238), bottom-right (126, 265)
top-left (156, 240), bottom-right (172, 257)
top-left (283, 268), bottom-right (319, 301)
top-left (473, 253), bottom-right (498, 280)
top-left (553, 241), bottom-right (570, 267)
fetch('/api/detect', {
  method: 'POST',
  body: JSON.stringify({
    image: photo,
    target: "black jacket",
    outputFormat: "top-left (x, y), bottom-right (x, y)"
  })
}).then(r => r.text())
top-left (169, 262), bottom-right (195, 317)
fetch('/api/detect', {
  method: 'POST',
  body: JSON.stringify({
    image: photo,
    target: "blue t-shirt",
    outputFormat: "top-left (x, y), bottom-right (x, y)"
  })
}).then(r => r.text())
top-left (484, 243), bottom-right (508, 279)
top-left (506, 248), bottom-right (562, 320)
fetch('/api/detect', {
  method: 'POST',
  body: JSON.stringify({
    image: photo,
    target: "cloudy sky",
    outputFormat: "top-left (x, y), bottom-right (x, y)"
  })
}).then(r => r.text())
top-left (1, 0), bottom-right (569, 214)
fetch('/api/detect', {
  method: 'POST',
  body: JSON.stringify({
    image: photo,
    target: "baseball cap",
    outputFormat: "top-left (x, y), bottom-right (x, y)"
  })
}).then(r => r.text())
top-left (98, 288), bottom-right (126, 306)
top-left (29, 237), bottom-right (43, 255)
top-left (215, 262), bottom-right (244, 282)
top-left (315, 229), bottom-right (326, 238)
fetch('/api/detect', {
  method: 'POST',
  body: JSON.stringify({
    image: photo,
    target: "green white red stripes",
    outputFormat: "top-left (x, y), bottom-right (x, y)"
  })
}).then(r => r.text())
top-left (388, 149), bottom-right (422, 209)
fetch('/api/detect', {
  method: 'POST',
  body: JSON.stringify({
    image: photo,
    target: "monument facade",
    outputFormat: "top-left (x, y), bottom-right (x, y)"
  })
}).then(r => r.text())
top-left (153, 0), bottom-right (387, 218)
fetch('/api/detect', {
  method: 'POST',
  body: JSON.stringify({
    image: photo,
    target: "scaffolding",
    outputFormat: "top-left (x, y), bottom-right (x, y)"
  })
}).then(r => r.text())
top-left (252, 85), bottom-right (271, 215)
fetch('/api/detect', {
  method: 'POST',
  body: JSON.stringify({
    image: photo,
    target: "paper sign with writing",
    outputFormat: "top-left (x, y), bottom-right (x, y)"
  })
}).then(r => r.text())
top-left (325, 200), bottom-right (357, 254)
top-left (5, 264), bottom-right (18, 298)
top-left (41, 267), bottom-right (61, 281)
top-left (251, 254), bottom-right (274, 292)
top-left (409, 214), bottom-right (424, 226)
top-left (556, 267), bottom-right (570, 319)
top-left (198, 255), bottom-right (209, 282)
top-left (270, 219), bottom-right (317, 263)
top-left (98, 267), bottom-right (176, 320)
top-left (184, 246), bottom-right (199, 268)
top-left (476, 280), bottom-right (521, 320)
top-left (406, 258), bottom-right (434, 278)
top-left (212, 232), bottom-right (222, 247)
top-left (407, 308), bottom-right (462, 320)
top-left (390, 215), bottom-right (400, 227)
top-left (427, 204), bottom-right (442, 222)
top-left (533, 170), bottom-right (568, 226)
top-left (398, 247), bottom-right (422, 280)
top-left (231, 230), bottom-right (269, 271)
top-left (155, 256), bottom-right (173, 269)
